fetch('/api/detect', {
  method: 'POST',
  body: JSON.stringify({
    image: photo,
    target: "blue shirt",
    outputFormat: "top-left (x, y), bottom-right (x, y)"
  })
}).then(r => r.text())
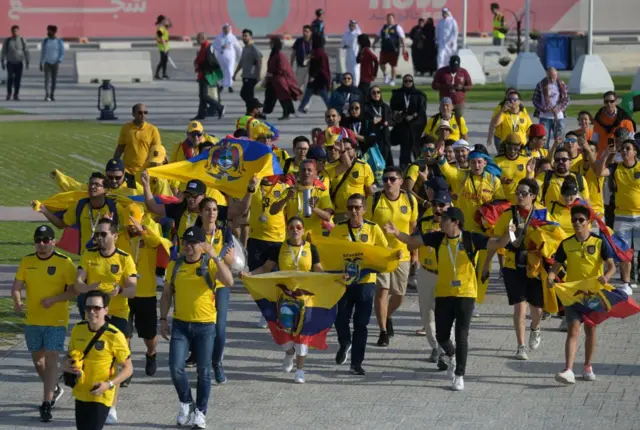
top-left (40, 37), bottom-right (65, 65)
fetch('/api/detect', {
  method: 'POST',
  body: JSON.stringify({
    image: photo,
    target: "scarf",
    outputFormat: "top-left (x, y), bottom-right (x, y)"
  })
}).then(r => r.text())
top-left (468, 151), bottom-right (502, 178)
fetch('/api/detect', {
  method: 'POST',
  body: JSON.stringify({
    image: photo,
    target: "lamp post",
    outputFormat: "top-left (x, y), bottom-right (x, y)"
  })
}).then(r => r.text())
top-left (97, 80), bottom-right (117, 121)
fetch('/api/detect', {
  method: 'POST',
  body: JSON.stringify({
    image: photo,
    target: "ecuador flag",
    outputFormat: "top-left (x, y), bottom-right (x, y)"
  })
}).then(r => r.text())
top-left (554, 278), bottom-right (640, 327)
top-left (242, 271), bottom-right (346, 350)
top-left (146, 137), bottom-right (283, 199)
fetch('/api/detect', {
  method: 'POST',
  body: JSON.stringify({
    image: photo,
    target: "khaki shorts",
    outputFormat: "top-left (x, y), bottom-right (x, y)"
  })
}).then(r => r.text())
top-left (376, 261), bottom-right (411, 296)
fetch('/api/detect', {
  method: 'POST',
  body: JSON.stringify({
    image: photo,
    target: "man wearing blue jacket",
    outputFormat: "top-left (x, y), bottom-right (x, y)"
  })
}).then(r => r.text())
top-left (40, 25), bottom-right (65, 102)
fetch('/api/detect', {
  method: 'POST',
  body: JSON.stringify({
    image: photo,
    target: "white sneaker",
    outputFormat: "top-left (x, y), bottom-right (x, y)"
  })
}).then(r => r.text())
top-left (176, 402), bottom-right (194, 426)
top-left (555, 369), bottom-right (576, 384)
top-left (583, 365), bottom-right (596, 381)
top-left (282, 352), bottom-right (295, 373)
top-left (529, 328), bottom-right (541, 350)
top-left (472, 307), bottom-right (480, 318)
top-left (105, 407), bottom-right (117, 424)
top-left (294, 369), bottom-right (305, 383)
top-left (452, 375), bottom-right (464, 391)
top-left (620, 283), bottom-right (634, 296)
top-left (389, 80), bottom-right (396, 86)
top-left (257, 315), bottom-right (268, 329)
top-left (192, 409), bottom-right (206, 429)
top-left (446, 355), bottom-right (456, 380)
top-left (631, 282), bottom-right (638, 289)
top-left (383, 74), bottom-right (390, 84)
top-left (156, 275), bottom-right (165, 287)
top-left (515, 345), bottom-right (528, 360)
top-left (558, 318), bottom-right (568, 332)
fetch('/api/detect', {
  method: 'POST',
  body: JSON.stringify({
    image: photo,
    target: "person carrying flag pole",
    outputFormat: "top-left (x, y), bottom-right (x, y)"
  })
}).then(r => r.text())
top-left (547, 205), bottom-right (617, 384)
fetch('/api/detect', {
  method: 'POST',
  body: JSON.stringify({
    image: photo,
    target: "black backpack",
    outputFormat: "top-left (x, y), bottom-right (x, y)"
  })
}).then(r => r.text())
top-left (541, 171), bottom-right (584, 205)
top-left (202, 45), bottom-right (220, 73)
top-left (430, 231), bottom-right (479, 272)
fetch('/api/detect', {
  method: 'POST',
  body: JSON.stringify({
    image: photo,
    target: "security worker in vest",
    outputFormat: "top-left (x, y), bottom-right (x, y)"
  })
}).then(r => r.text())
top-left (490, 3), bottom-right (506, 46)
top-left (236, 98), bottom-right (266, 136)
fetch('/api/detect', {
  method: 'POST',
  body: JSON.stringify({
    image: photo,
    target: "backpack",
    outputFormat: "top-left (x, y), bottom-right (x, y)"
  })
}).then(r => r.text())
top-left (540, 171), bottom-right (584, 205)
top-left (428, 113), bottom-right (442, 134)
top-left (170, 255), bottom-right (215, 292)
top-left (431, 231), bottom-right (479, 272)
top-left (202, 45), bottom-right (220, 73)
top-left (371, 189), bottom-right (415, 216)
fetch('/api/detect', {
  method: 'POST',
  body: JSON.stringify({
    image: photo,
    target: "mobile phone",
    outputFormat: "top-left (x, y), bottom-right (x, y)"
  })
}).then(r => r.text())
top-left (608, 137), bottom-right (615, 147)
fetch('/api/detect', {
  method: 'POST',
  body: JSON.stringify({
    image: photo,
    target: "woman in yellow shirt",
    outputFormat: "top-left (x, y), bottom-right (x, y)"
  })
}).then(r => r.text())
top-left (245, 216), bottom-right (323, 384)
top-left (489, 91), bottom-right (532, 148)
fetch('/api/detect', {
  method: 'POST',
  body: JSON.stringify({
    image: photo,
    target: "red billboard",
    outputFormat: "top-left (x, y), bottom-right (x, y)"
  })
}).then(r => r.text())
top-left (2, 0), bottom-right (580, 39)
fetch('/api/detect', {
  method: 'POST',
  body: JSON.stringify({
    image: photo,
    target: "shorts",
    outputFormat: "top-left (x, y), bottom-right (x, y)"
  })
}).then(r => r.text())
top-left (128, 297), bottom-right (158, 339)
top-left (502, 268), bottom-right (544, 307)
top-left (453, 104), bottom-right (465, 117)
top-left (376, 261), bottom-right (411, 296)
top-left (379, 51), bottom-right (399, 67)
top-left (564, 306), bottom-right (583, 324)
top-left (24, 325), bottom-right (66, 352)
top-left (614, 215), bottom-right (640, 248)
top-left (247, 238), bottom-right (281, 271)
top-left (108, 315), bottom-right (132, 338)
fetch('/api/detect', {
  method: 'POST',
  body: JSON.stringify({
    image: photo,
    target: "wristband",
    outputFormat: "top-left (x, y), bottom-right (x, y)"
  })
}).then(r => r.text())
top-left (247, 186), bottom-right (256, 193)
top-left (159, 317), bottom-right (167, 321)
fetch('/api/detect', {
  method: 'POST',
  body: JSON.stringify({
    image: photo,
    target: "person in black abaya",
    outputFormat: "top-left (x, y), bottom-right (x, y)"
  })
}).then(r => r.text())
top-left (409, 19), bottom-right (428, 76)
top-left (422, 18), bottom-right (438, 77)
top-left (362, 86), bottom-right (394, 167)
top-left (389, 74), bottom-right (427, 167)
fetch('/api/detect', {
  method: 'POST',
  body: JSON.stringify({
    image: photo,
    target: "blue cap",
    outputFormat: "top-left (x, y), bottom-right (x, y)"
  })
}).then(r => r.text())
top-left (426, 175), bottom-right (448, 193)
top-left (432, 191), bottom-right (452, 205)
top-left (105, 158), bottom-right (125, 172)
top-left (440, 97), bottom-right (453, 104)
top-left (307, 146), bottom-right (328, 161)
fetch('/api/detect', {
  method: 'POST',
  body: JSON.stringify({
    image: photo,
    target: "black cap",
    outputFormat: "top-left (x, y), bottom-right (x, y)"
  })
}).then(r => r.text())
top-left (182, 226), bottom-right (206, 243)
top-left (432, 191), bottom-right (452, 205)
top-left (450, 55), bottom-right (460, 64)
top-left (561, 182), bottom-right (579, 196)
top-left (247, 98), bottom-right (263, 111)
top-left (614, 127), bottom-right (631, 140)
top-left (34, 224), bottom-right (55, 240)
top-left (442, 207), bottom-right (465, 228)
top-left (426, 176), bottom-right (448, 193)
top-left (184, 179), bottom-right (206, 195)
top-left (105, 158), bottom-right (125, 172)
top-left (472, 144), bottom-right (489, 155)
top-left (307, 146), bottom-right (328, 161)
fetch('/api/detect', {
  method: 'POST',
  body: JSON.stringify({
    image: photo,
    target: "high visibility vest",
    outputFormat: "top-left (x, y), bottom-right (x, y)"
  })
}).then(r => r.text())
top-left (235, 115), bottom-right (257, 131)
top-left (492, 13), bottom-right (505, 40)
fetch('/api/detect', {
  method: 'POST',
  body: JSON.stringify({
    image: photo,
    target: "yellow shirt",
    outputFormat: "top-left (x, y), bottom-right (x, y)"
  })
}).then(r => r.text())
top-left (421, 232), bottom-right (490, 298)
top-left (15, 251), bottom-right (76, 327)
top-left (117, 122), bottom-right (163, 174)
top-left (535, 172), bottom-right (590, 209)
top-left (273, 147), bottom-right (291, 171)
top-left (69, 322), bottom-right (130, 407)
top-left (205, 228), bottom-right (229, 288)
top-left (494, 111), bottom-right (532, 143)
top-left (554, 234), bottom-right (614, 282)
top-left (423, 115), bottom-right (468, 141)
top-left (62, 199), bottom-right (126, 256)
top-left (135, 171), bottom-right (172, 196)
top-left (582, 166), bottom-right (605, 216)
top-left (329, 160), bottom-right (375, 214)
top-left (415, 215), bottom-right (440, 272)
top-left (328, 220), bottom-right (388, 284)
top-left (248, 183), bottom-right (288, 243)
top-left (169, 135), bottom-right (218, 163)
top-left (281, 186), bottom-right (334, 235)
top-left (440, 161), bottom-right (505, 233)
top-left (612, 161), bottom-right (640, 216)
top-left (267, 241), bottom-right (319, 272)
top-left (527, 146), bottom-right (548, 160)
top-left (79, 249), bottom-right (137, 320)
top-left (495, 153), bottom-right (532, 203)
top-left (492, 104), bottom-right (529, 119)
top-left (365, 191), bottom-right (418, 262)
top-left (548, 201), bottom-right (573, 236)
top-left (494, 204), bottom-right (547, 270)
top-left (116, 231), bottom-right (163, 298)
top-left (168, 257), bottom-right (218, 323)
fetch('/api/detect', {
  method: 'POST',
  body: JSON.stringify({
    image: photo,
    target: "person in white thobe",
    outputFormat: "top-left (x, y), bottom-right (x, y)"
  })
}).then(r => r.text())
top-left (436, 8), bottom-right (458, 69)
top-left (214, 24), bottom-right (242, 92)
top-left (341, 20), bottom-right (361, 86)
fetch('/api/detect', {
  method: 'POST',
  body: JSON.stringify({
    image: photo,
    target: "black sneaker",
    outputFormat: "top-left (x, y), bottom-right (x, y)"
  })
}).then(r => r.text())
top-left (162, 75), bottom-right (170, 80)
top-left (39, 401), bottom-right (52, 422)
top-left (335, 344), bottom-right (351, 365)
top-left (228, 87), bottom-right (234, 93)
top-left (51, 384), bottom-right (64, 408)
top-left (121, 374), bottom-right (133, 388)
top-left (50, 95), bottom-right (55, 102)
top-left (437, 353), bottom-right (449, 371)
top-left (218, 105), bottom-right (226, 120)
top-left (145, 353), bottom-right (157, 376)
top-left (350, 364), bottom-right (366, 375)
top-left (386, 317), bottom-right (394, 337)
top-left (377, 331), bottom-right (389, 347)
top-left (185, 352), bottom-right (196, 368)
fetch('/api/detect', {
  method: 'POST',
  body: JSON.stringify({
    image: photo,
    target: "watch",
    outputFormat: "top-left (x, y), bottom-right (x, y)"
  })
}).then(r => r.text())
top-left (108, 381), bottom-right (115, 390)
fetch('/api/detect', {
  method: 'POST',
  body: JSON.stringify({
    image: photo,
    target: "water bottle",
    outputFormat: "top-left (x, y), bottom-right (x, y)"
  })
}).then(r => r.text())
top-left (302, 188), bottom-right (313, 217)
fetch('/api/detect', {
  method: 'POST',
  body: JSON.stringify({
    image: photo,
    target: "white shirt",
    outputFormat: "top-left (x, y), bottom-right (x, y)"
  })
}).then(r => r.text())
top-left (540, 81), bottom-right (564, 120)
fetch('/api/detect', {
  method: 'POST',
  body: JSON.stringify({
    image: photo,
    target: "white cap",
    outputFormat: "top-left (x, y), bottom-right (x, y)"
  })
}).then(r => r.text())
top-left (443, 7), bottom-right (450, 13)
top-left (452, 139), bottom-right (471, 150)
top-left (438, 120), bottom-right (453, 131)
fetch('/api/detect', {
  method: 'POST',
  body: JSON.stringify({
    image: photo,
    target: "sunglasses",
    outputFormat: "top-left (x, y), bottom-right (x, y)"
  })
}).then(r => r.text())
top-left (564, 138), bottom-right (578, 143)
top-left (347, 205), bottom-right (363, 211)
top-left (343, 77), bottom-right (352, 81)
top-left (85, 305), bottom-right (104, 313)
top-left (508, 98), bottom-right (519, 102)
top-left (372, 91), bottom-right (381, 95)
top-left (136, 110), bottom-right (149, 115)
top-left (515, 190), bottom-right (532, 197)
top-left (288, 224), bottom-right (303, 231)
top-left (604, 99), bottom-right (616, 104)
top-left (94, 232), bottom-right (109, 238)
top-left (107, 175), bottom-right (123, 181)
top-left (382, 176), bottom-right (399, 183)
top-left (554, 157), bottom-right (570, 163)
top-left (423, 147), bottom-right (436, 153)
top-left (350, 106), bottom-right (360, 110)
top-left (89, 182), bottom-right (104, 188)
top-left (571, 217), bottom-right (588, 224)
top-left (403, 79), bottom-right (413, 83)
top-left (189, 132), bottom-right (203, 137)
top-left (35, 237), bottom-right (52, 244)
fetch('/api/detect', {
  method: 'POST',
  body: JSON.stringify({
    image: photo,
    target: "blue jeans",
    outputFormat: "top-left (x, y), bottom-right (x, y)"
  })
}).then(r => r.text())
top-left (212, 287), bottom-right (230, 366)
top-left (169, 319), bottom-right (216, 413)
top-left (334, 282), bottom-right (375, 366)
top-left (538, 117), bottom-right (565, 149)
top-left (298, 86), bottom-right (330, 111)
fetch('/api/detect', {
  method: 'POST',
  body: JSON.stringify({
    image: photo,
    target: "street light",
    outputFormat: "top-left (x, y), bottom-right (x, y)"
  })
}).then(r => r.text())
top-left (97, 80), bottom-right (117, 121)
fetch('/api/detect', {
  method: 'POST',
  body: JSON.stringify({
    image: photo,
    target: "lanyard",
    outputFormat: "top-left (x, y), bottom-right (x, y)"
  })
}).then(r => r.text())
top-left (347, 224), bottom-right (364, 242)
top-left (208, 228), bottom-right (217, 246)
top-left (185, 212), bottom-right (196, 229)
top-left (353, 122), bottom-right (361, 135)
top-left (372, 106), bottom-right (381, 117)
top-left (129, 236), bottom-right (141, 265)
top-left (88, 206), bottom-right (106, 234)
top-left (404, 94), bottom-right (411, 110)
top-left (446, 234), bottom-right (462, 280)
top-left (511, 113), bottom-right (519, 132)
top-left (468, 173), bottom-right (483, 206)
top-left (288, 243), bottom-right (305, 270)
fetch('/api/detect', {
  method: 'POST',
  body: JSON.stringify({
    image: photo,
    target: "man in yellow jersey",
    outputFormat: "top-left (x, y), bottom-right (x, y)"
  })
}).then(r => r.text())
top-left (423, 97), bottom-right (468, 142)
top-left (170, 120), bottom-right (218, 163)
top-left (490, 3), bottom-right (505, 46)
top-left (138, 145), bottom-right (173, 196)
top-left (62, 290), bottom-right (133, 430)
top-left (307, 146), bottom-right (332, 190)
top-left (482, 178), bottom-right (547, 360)
top-left (116, 205), bottom-right (165, 378)
top-left (576, 139), bottom-right (605, 220)
top-left (74, 218), bottom-right (136, 424)
top-left (328, 138), bottom-right (375, 222)
top-left (282, 136), bottom-right (311, 176)
top-left (154, 15), bottom-right (171, 80)
top-left (160, 226), bottom-right (234, 429)
top-left (104, 158), bottom-right (142, 195)
top-left (385, 206), bottom-right (511, 391)
top-left (489, 91), bottom-right (532, 149)
top-left (594, 139), bottom-right (640, 290)
top-left (403, 135), bottom-right (444, 214)
top-left (536, 147), bottom-right (589, 210)
top-left (114, 103), bottom-right (164, 175)
top-left (451, 138), bottom-right (471, 170)
top-left (548, 205), bottom-right (616, 385)
top-left (366, 166), bottom-right (418, 347)
top-left (495, 134), bottom-right (536, 203)
top-left (525, 124), bottom-right (549, 159)
top-left (270, 159), bottom-right (334, 235)
top-left (563, 131), bottom-right (583, 168)
top-left (253, 126), bottom-right (290, 171)
top-left (11, 225), bottom-right (76, 422)
top-left (332, 193), bottom-right (388, 375)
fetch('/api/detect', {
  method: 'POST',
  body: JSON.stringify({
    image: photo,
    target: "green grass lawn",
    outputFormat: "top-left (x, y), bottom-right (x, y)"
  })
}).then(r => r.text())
top-left (0, 297), bottom-right (24, 346)
top-left (0, 121), bottom-right (184, 206)
top-left (0, 221), bottom-right (47, 264)
top-left (0, 107), bottom-right (24, 115)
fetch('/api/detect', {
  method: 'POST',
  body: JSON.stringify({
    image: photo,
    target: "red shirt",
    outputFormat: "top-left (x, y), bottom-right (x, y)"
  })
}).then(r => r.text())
top-left (194, 40), bottom-right (211, 81)
top-left (432, 66), bottom-right (473, 105)
top-left (359, 48), bottom-right (379, 84)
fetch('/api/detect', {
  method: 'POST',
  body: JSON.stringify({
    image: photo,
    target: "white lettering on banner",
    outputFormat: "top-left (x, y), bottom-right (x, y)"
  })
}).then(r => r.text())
top-left (368, 0), bottom-right (447, 9)
top-left (8, 0), bottom-right (147, 20)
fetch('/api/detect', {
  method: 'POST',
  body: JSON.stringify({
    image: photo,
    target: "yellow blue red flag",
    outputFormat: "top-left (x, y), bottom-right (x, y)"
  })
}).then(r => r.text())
top-left (242, 271), bottom-right (346, 350)
top-left (147, 137), bottom-right (283, 199)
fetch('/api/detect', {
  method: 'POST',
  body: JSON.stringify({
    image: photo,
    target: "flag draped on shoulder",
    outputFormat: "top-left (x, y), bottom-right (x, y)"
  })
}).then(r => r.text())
top-left (554, 278), bottom-right (640, 327)
top-left (242, 271), bottom-right (346, 350)
top-left (146, 137), bottom-right (283, 199)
